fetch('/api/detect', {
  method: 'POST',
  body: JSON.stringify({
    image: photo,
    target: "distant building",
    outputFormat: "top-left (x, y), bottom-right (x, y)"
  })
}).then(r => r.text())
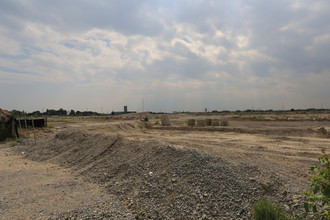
top-left (110, 106), bottom-right (136, 115)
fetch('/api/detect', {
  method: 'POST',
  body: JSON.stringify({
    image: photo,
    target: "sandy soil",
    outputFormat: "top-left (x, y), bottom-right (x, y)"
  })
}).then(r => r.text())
top-left (0, 144), bottom-right (133, 220)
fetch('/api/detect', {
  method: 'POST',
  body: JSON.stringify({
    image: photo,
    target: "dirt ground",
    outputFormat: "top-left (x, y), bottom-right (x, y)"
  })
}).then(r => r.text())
top-left (54, 113), bottom-right (330, 188)
top-left (1, 112), bottom-right (330, 219)
top-left (0, 144), bottom-right (134, 220)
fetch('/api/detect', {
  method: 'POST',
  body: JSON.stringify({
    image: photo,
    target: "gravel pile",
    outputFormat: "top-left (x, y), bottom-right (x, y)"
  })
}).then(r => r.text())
top-left (18, 129), bottom-right (302, 219)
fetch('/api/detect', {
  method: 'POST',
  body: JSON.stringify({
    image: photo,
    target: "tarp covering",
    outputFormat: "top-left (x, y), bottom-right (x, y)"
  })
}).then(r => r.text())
top-left (0, 118), bottom-right (18, 141)
top-left (17, 118), bottom-right (46, 127)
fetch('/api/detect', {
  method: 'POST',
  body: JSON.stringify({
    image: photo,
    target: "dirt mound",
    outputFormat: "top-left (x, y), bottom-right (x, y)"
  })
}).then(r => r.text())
top-left (18, 129), bottom-right (297, 219)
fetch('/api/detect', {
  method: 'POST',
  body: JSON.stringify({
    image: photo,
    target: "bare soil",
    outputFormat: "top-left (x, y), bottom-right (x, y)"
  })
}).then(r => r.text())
top-left (0, 144), bottom-right (133, 220)
top-left (1, 112), bottom-right (330, 219)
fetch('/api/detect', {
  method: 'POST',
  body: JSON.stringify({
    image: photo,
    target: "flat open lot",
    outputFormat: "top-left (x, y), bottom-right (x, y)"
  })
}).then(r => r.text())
top-left (1, 112), bottom-right (330, 219)
top-left (58, 112), bottom-right (330, 186)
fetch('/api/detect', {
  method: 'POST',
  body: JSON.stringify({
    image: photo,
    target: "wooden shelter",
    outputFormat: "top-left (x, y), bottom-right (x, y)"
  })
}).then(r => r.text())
top-left (0, 108), bottom-right (18, 141)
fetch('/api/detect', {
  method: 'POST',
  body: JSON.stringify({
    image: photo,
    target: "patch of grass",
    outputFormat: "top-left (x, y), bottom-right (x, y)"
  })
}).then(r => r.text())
top-left (154, 121), bottom-right (160, 126)
top-left (252, 197), bottom-right (288, 220)
top-left (47, 124), bottom-right (54, 128)
top-left (47, 118), bottom-right (75, 123)
top-left (7, 140), bottom-right (18, 147)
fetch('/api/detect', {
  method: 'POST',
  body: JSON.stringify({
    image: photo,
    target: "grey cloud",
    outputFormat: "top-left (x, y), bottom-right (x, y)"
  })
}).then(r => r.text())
top-left (1, 0), bottom-right (330, 112)
top-left (242, 0), bottom-right (330, 74)
top-left (0, 0), bottom-right (164, 36)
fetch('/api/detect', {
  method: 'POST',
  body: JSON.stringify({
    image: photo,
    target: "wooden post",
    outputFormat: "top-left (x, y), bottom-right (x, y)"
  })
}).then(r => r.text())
top-left (24, 117), bottom-right (28, 138)
top-left (31, 117), bottom-right (36, 144)
top-left (18, 117), bottom-right (23, 139)
top-left (12, 118), bottom-right (16, 139)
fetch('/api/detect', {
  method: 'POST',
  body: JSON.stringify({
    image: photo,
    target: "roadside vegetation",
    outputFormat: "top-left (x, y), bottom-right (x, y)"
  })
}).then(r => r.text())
top-left (6, 138), bottom-right (23, 147)
top-left (252, 197), bottom-right (289, 220)
top-left (253, 151), bottom-right (330, 219)
top-left (304, 150), bottom-right (330, 219)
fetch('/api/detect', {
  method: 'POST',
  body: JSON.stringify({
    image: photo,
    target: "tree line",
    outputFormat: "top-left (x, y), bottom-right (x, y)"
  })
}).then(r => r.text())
top-left (9, 108), bottom-right (104, 117)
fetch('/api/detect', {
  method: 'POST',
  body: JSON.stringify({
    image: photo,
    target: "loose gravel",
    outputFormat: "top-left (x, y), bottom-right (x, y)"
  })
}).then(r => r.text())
top-left (15, 129), bottom-right (305, 219)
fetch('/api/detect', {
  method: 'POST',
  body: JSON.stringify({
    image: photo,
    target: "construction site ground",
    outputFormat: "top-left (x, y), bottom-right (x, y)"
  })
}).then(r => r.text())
top-left (1, 112), bottom-right (330, 219)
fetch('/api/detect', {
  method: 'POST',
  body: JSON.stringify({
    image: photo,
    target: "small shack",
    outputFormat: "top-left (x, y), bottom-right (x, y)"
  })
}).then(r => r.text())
top-left (0, 108), bottom-right (18, 141)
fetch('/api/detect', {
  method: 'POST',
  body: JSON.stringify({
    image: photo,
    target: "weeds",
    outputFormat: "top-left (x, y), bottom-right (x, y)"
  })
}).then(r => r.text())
top-left (303, 149), bottom-right (330, 219)
top-left (47, 118), bottom-right (75, 123)
top-left (6, 138), bottom-right (22, 147)
top-left (252, 197), bottom-right (288, 220)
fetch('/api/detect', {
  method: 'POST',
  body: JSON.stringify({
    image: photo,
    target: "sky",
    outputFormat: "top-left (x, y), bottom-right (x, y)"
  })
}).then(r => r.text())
top-left (0, 0), bottom-right (330, 113)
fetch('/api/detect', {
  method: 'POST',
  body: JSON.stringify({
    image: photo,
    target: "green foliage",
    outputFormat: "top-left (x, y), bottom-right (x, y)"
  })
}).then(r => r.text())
top-left (252, 197), bottom-right (288, 220)
top-left (7, 140), bottom-right (18, 147)
top-left (304, 150), bottom-right (330, 219)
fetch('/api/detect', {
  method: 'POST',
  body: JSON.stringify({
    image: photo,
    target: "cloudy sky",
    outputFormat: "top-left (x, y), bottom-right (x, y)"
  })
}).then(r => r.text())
top-left (1, 0), bottom-right (330, 113)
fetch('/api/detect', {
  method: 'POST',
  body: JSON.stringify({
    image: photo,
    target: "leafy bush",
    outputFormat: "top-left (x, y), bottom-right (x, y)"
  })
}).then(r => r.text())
top-left (252, 197), bottom-right (288, 220)
top-left (304, 150), bottom-right (330, 219)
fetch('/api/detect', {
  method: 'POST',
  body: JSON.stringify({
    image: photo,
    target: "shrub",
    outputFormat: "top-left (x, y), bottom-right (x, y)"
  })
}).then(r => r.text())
top-left (303, 150), bottom-right (330, 219)
top-left (252, 197), bottom-right (288, 220)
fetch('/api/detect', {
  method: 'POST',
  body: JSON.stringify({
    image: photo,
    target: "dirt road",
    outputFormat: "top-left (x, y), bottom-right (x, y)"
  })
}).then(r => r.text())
top-left (0, 144), bottom-right (133, 220)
